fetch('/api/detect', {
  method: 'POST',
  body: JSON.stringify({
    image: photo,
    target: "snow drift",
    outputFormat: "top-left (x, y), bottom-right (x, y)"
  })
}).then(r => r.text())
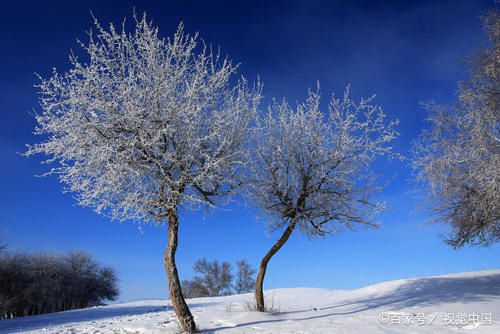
top-left (1, 270), bottom-right (499, 333)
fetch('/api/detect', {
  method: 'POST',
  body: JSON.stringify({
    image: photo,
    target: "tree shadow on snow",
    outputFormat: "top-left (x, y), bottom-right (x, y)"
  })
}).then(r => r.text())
top-left (204, 273), bottom-right (500, 332)
top-left (317, 273), bottom-right (500, 313)
top-left (0, 302), bottom-right (215, 333)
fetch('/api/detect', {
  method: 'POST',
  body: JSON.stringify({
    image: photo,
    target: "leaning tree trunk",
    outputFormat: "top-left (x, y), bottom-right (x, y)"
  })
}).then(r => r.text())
top-left (164, 209), bottom-right (196, 333)
top-left (255, 222), bottom-right (296, 312)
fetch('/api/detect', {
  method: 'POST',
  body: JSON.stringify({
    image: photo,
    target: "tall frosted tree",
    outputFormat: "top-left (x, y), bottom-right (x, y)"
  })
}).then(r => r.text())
top-left (25, 13), bottom-right (261, 332)
top-left (411, 10), bottom-right (499, 248)
top-left (246, 85), bottom-right (399, 312)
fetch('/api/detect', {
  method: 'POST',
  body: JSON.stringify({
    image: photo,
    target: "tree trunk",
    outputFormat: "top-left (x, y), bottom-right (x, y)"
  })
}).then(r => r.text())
top-left (164, 209), bottom-right (196, 333)
top-left (255, 222), bottom-right (296, 312)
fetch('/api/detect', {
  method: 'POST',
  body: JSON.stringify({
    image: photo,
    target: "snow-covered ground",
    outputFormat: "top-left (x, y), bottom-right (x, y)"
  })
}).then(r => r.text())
top-left (1, 270), bottom-right (499, 333)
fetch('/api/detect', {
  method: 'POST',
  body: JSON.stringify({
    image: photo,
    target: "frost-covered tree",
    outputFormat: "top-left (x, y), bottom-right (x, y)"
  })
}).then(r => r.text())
top-left (25, 13), bottom-right (261, 332)
top-left (411, 10), bottom-right (499, 248)
top-left (247, 84), bottom-right (399, 312)
top-left (234, 259), bottom-right (256, 294)
top-left (192, 258), bottom-right (233, 297)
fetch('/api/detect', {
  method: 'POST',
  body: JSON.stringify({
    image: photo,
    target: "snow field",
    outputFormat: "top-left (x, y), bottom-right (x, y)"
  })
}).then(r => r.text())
top-left (1, 270), bottom-right (499, 333)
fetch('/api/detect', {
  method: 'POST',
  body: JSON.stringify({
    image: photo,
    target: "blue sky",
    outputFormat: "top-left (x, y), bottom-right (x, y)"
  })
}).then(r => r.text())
top-left (1, 0), bottom-right (499, 303)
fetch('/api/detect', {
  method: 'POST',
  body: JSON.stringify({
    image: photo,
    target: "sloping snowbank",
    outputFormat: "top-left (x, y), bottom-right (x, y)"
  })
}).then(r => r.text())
top-left (1, 270), bottom-right (499, 333)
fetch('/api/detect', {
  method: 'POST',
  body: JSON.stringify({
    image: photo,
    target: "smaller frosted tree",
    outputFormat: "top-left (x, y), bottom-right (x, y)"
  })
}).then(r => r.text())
top-left (246, 84), bottom-right (399, 312)
top-left (411, 9), bottom-right (499, 248)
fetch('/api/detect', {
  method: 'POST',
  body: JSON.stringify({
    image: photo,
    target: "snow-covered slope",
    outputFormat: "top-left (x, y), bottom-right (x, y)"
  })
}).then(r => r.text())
top-left (1, 270), bottom-right (499, 333)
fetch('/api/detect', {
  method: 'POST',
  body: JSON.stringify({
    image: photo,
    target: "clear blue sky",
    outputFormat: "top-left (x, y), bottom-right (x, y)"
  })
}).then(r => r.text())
top-left (1, 0), bottom-right (498, 303)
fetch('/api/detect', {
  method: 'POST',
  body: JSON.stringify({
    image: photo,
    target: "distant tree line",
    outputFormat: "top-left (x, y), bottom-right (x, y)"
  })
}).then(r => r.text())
top-left (0, 249), bottom-right (119, 319)
top-left (0, 237), bottom-right (5, 255)
top-left (182, 259), bottom-right (256, 298)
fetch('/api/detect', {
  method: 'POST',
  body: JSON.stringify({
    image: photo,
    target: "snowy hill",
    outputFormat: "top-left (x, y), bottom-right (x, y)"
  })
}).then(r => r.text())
top-left (1, 270), bottom-right (499, 333)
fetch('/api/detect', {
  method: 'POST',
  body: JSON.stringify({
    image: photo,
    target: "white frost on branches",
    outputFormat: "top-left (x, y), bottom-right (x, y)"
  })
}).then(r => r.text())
top-left (411, 10), bottom-right (499, 247)
top-left (246, 84), bottom-right (400, 236)
top-left (25, 14), bottom-right (262, 225)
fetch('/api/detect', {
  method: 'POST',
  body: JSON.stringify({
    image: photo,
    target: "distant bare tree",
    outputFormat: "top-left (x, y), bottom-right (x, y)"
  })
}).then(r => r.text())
top-left (181, 278), bottom-right (209, 298)
top-left (62, 251), bottom-right (119, 309)
top-left (94, 266), bottom-right (119, 305)
top-left (24, 13), bottom-right (261, 333)
top-left (411, 9), bottom-right (499, 248)
top-left (246, 84), bottom-right (399, 311)
top-left (234, 259), bottom-right (256, 294)
top-left (192, 258), bottom-right (233, 297)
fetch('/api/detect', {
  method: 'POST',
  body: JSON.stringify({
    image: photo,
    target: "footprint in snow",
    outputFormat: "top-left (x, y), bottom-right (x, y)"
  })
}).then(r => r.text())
top-left (156, 321), bottom-right (171, 328)
top-left (250, 326), bottom-right (264, 330)
top-left (211, 319), bottom-right (237, 327)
